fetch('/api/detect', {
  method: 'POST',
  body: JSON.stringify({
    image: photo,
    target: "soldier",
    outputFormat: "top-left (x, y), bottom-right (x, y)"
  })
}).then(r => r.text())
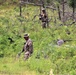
top-left (18, 33), bottom-right (33, 60)
top-left (57, 39), bottom-right (64, 46)
top-left (39, 8), bottom-right (48, 28)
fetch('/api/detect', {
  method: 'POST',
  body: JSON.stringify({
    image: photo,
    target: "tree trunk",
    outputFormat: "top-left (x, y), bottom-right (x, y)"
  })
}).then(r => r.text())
top-left (62, 0), bottom-right (65, 23)
top-left (73, 7), bottom-right (75, 19)
top-left (20, 5), bottom-right (22, 16)
top-left (72, 0), bottom-right (75, 20)
top-left (57, 5), bottom-right (61, 20)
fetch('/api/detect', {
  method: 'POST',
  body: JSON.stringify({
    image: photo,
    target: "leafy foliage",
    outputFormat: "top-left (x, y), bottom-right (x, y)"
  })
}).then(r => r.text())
top-left (0, 4), bottom-right (76, 75)
top-left (68, 0), bottom-right (76, 8)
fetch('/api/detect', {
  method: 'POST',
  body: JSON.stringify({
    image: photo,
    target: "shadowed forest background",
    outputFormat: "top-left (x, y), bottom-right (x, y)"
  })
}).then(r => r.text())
top-left (0, 0), bottom-right (76, 75)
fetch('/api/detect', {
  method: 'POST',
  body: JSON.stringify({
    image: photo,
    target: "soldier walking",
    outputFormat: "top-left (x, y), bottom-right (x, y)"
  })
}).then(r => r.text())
top-left (18, 33), bottom-right (33, 60)
top-left (39, 8), bottom-right (48, 28)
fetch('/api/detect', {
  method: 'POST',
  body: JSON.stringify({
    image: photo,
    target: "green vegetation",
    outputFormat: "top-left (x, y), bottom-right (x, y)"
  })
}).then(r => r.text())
top-left (0, 4), bottom-right (76, 75)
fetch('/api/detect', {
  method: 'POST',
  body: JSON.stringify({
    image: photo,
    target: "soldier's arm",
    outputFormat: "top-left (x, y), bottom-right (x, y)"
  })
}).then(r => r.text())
top-left (18, 43), bottom-right (26, 56)
top-left (21, 42), bottom-right (26, 52)
top-left (21, 48), bottom-right (24, 52)
top-left (20, 42), bottom-right (26, 53)
top-left (18, 48), bottom-right (24, 57)
top-left (39, 14), bottom-right (42, 20)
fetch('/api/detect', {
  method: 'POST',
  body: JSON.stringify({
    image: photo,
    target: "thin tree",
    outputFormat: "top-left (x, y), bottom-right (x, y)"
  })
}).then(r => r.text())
top-left (57, 4), bottom-right (61, 20)
top-left (68, 0), bottom-right (76, 20)
top-left (56, 0), bottom-right (66, 22)
top-left (19, 0), bottom-right (23, 16)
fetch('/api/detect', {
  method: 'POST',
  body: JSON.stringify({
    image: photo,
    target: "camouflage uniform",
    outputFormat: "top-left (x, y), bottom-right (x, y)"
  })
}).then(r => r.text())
top-left (42, 14), bottom-right (48, 28)
top-left (23, 38), bottom-right (33, 60)
top-left (39, 11), bottom-right (48, 28)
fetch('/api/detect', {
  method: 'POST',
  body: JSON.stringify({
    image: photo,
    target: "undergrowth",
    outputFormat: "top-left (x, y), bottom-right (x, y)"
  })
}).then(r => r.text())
top-left (0, 5), bottom-right (76, 75)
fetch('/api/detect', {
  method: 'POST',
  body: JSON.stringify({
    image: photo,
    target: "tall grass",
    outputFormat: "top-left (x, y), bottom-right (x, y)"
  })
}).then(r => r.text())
top-left (0, 5), bottom-right (76, 75)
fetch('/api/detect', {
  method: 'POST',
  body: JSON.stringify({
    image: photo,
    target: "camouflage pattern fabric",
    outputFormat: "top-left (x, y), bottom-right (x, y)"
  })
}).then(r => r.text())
top-left (39, 13), bottom-right (48, 28)
top-left (23, 39), bottom-right (33, 60)
top-left (42, 22), bottom-right (47, 28)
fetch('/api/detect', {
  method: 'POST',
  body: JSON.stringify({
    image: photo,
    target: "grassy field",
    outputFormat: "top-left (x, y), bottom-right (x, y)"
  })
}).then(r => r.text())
top-left (0, 4), bottom-right (76, 75)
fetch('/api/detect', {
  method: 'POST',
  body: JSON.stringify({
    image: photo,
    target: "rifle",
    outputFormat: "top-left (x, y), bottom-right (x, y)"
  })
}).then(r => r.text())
top-left (17, 50), bottom-right (23, 58)
top-left (17, 42), bottom-right (26, 58)
top-left (64, 39), bottom-right (76, 42)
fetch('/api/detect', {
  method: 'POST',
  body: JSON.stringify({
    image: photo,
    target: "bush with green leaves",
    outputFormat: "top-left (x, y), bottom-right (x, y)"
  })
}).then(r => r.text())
top-left (0, 4), bottom-right (76, 75)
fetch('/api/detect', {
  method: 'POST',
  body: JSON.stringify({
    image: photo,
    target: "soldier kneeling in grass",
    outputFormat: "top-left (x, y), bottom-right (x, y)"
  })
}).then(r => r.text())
top-left (57, 39), bottom-right (64, 46)
top-left (18, 33), bottom-right (33, 60)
